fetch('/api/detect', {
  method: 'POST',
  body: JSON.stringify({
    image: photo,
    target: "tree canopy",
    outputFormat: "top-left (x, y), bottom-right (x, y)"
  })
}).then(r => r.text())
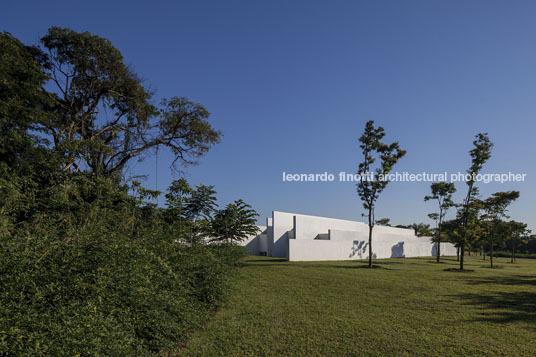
top-left (36, 27), bottom-right (221, 177)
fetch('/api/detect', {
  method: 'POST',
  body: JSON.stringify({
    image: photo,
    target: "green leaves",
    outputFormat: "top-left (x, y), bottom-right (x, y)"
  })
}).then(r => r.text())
top-left (356, 120), bottom-right (406, 213)
top-left (211, 199), bottom-right (260, 243)
top-left (36, 27), bottom-right (221, 176)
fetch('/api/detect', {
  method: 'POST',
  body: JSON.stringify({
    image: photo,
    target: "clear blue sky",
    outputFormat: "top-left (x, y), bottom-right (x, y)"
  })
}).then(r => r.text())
top-left (3, 0), bottom-right (535, 230)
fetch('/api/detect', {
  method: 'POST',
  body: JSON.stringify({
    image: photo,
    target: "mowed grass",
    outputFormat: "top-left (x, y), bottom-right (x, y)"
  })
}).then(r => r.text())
top-left (175, 256), bottom-right (536, 356)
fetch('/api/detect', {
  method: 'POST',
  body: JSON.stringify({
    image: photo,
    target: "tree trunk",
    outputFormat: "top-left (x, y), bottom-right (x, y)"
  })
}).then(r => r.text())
top-left (460, 244), bottom-right (465, 270)
top-left (368, 224), bottom-right (373, 268)
top-left (511, 240), bottom-right (515, 263)
top-left (456, 247), bottom-right (460, 261)
top-left (436, 227), bottom-right (441, 263)
top-left (490, 239), bottom-right (494, 268)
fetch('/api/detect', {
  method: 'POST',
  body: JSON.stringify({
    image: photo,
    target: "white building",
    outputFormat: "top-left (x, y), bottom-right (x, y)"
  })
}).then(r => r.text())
top-left (240, 211), bottom-right (457, 261)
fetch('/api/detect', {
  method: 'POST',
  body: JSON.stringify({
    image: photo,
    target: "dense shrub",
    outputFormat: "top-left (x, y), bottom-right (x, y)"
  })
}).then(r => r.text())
top-left (0, 207), bottom-right (246, 356)
top-left (0, 29), bottom-right (254, 356)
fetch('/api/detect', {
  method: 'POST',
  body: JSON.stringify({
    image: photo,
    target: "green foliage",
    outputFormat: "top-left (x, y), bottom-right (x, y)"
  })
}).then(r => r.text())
top-left (479, 191), bottom-right (520, 267)
top-left (356, 121), bottom-right (406, 215)
top-left (425, 182), bottom-right (456, 262)
top-left (211, 199), bottom-right (260, 243)
top-left (411, 223), bottom-right (433, 237)
top-left (374, 218), bottom-right (391, 226)
top-left (36, 27), bottom-right (221, 176)
top-left (457, 133), bottom-right (493, 270)
top-left (356, 120), bottom-right (406, 267)
top-left (0, 199), bottom-right (244, 356)
top-left (0, 28), bottom-right (250, 356)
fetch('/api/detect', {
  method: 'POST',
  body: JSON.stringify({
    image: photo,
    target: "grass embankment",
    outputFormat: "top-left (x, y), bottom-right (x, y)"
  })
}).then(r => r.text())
top-left (176, 256), bottom-right (536, 356)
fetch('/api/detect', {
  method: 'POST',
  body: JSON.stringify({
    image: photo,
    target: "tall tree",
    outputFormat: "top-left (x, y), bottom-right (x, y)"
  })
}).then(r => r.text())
top-left (37, 27), bottom-right (221, 177)
top-left (0, 32), bottom-right (50, 167)
top-left (480, 191), bottom-right (520, 268)
top-left (356, 120), bottom-right (406, 267)
top-left (211, 199), bottom-right (259, 243)
top-left (425, 182), bottom-right (456, 262)
top-left (0, 32), bottom-right (62, 226)
top-left (458, 133), bottom-right (493, 270)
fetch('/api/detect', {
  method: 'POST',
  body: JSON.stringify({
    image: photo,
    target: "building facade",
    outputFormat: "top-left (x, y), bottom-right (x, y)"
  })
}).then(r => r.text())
top-left (241, 211), bottom-right (457, 261)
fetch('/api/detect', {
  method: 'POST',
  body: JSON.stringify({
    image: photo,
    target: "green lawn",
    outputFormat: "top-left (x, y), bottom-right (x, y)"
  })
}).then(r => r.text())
top-left (175, 256), bottom-right (536, 356)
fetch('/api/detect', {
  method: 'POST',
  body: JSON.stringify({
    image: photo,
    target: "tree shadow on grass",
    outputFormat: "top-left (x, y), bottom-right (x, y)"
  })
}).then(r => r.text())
top-left (451, 291), bottom-right (536, 325)
top-left (329, 264), bottom-right (392, 270)
top-left (444, 268), bottom-right (475, 272)
top-left (464, 275), bottom-right (536, 287)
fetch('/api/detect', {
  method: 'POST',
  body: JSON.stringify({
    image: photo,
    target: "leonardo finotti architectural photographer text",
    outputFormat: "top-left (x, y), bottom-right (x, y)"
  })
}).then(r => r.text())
top-left (282, 171), bottom-right (527, 183)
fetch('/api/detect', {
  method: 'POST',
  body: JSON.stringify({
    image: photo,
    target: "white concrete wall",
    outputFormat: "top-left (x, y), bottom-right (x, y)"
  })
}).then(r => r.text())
top-left (239, 225), bottom-right (267, 255)
top-left (244, 211), bottom-right (457, 261)
top-left (271, 211), bottom-right (295, 258)
top-left (287, 212), bottom-right (457, 261)
top-left (288, 237), bottom-right (457, 261)
top-left (293, 213), bottom-right (414, 240)
top-left (265, 217), bottom-right (273, 256)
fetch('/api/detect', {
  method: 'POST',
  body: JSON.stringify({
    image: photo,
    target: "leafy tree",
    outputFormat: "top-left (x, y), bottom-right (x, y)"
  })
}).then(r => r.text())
top-left (503, 221), bottom-right (531, 263)
top-left (185, 184), bottom-right (218, 221)
top-left (164, 177), bottom-right (193, 234)
top-left (0, 32), bottom-right (64, 228)
top-left (0, 32), bottom-right (50, 168)
top-left (0, 29), bottom-right (257, 355)
top-left (37, 27), bottom-right (221, 177)
top-left (375, 218), bottom-right (391, 226)
top-left (457, 133), bottom-right (493, 270)
top-left (211, 199), bottom-right (260, 243)
top-left (480, 191), bottom-right (520, 268)
top-left (425, 182), bottom-right (456, 262)
top-left (184, 184), bottom-right (218, 242)
top-left (356, 120), bottom-right (406, 267)
top-left (442, 200), bottom-right (484, 263)
top-left (410, 223), bottom-right (434, 237)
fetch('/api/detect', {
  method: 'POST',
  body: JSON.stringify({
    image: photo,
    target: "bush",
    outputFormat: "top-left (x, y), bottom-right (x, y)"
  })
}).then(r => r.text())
top-left (0, 207), bottom-right (245, 356)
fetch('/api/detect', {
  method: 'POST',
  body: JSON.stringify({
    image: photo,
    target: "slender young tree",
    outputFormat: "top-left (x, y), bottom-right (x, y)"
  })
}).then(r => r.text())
top-left (425, 182), bottom-right (456, 262)
top-left (356, 120), bottom-right (406, 268)
top-left (458, 133), bottom-right (493, 270)
top-left (480, 191), bottom-right (520, 268)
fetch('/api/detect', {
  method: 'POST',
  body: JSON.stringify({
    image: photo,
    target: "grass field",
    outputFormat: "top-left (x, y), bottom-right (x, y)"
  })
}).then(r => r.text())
top-left (175, 256), bottom-right (536, 356)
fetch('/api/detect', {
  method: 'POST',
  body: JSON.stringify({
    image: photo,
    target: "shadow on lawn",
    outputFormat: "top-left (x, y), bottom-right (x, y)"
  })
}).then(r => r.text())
top-left (451, 274), bottom-right (536, 325)
top-left (464, 275), bottom-right (536, 287)
top-left (452, 290), bottom-right (536, 325)
top-left (330, 264), bottom-right (392, 270)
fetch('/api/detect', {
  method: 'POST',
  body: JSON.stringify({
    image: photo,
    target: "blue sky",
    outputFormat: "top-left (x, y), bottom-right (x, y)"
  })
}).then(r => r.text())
top-left (3, 0), bottom-right (536, 229)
